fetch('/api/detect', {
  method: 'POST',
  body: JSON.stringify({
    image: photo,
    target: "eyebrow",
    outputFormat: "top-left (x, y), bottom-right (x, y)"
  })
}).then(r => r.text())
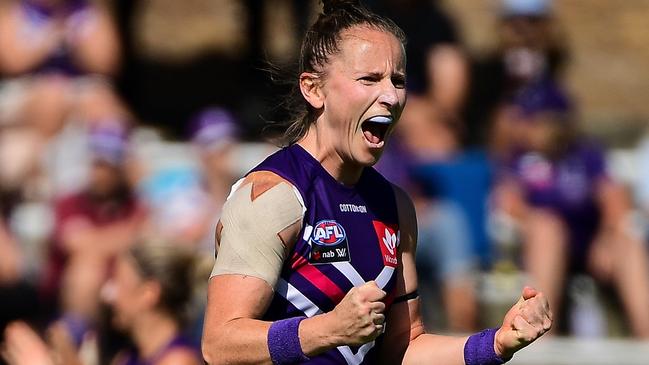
top-left (355, 71), bottom-right (406, 78)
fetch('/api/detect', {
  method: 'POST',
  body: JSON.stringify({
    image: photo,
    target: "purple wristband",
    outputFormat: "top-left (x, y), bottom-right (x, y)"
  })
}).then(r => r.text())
top-left (464, 328), bottom-right (508, 365)
top-left (267, 316), bottom-right (310, 364)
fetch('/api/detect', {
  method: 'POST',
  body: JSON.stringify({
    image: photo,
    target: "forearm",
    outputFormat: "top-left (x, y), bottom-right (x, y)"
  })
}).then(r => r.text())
top-left (402, 333), bottom-right (467, 365)
top-left (203, 313), bottom-right (341, 365)
top-left (203, 317), bottom-right (272, 365)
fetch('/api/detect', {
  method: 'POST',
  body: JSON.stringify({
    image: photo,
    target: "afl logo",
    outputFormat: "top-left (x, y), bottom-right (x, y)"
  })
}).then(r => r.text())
top-left (310, 220), bottom-right (347, 246)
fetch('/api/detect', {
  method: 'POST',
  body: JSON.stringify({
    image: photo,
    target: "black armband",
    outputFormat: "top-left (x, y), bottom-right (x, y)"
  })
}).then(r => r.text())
top-left (393, 290), bottom-right (419, 304)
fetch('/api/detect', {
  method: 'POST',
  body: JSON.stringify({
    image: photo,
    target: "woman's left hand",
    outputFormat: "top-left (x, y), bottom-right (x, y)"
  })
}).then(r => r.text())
top-left (494, 286), bottom-right (553, 360)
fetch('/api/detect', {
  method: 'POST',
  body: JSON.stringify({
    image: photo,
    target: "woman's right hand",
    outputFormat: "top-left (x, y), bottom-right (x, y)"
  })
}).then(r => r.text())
top-left (328, 281), bottom-right (387, 346)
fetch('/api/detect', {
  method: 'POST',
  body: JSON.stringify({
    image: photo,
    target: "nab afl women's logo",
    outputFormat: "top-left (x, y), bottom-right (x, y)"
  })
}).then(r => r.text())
top-left (311, 220), bottom-right (347, 246)
top-left (308, 220), bottom-right (351, 264)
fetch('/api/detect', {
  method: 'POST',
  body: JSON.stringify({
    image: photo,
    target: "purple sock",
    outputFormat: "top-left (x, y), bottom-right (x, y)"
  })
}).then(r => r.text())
top-left (267, 316), bottom-right (310, 364)
top-left (464, 328), bottom-right (508, 365)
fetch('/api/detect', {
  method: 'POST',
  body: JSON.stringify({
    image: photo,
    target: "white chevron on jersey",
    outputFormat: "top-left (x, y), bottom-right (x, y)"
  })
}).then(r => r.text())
top-left (338, 342), bottom-right (376, 365)
top-left (374, 266), bottom-right (395, 289)
top-left (276, 259), bottom-right (395, 365)
top-left (332, 262), bottom-right (395, 290)
top-left (275, 278), bottom-right (323, 317)
top-left (331, 262), bottom-right (366, 287)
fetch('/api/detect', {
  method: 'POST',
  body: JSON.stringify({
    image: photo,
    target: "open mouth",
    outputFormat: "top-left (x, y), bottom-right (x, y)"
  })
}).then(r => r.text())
top-left (361, 116), bottom-right (393, 148)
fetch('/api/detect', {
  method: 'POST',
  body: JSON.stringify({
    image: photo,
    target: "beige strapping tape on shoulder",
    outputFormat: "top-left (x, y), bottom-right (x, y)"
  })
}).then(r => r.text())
top-left (210, 181), bottom-right (304, 289)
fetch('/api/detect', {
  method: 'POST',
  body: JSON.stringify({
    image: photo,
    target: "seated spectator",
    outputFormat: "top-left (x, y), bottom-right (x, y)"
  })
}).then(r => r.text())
top-left (188, 107), bottom-right (241, 250)
top-left (377, 71), bottom-right (491, 334)
top-left (0, 0), bottom-right (126, 201)
top-left (465, 0), bottom-right (568, 150)
top-left (2, 242), bottom-right (206, 365)
top-left (134, 108), bottom-right (239, 250)
top-left (189, 107), bottom-right (240, 213)
top-left (41, 124), bottom-right (144, 332)
top-left (390, 96), bottom-right (492, 333)
top-left (495, 79), bottom-right (649, 338)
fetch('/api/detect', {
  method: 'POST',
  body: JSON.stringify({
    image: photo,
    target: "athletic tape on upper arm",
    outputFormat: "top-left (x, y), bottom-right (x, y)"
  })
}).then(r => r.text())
top-left (210, 181), bottom-right (304, 289)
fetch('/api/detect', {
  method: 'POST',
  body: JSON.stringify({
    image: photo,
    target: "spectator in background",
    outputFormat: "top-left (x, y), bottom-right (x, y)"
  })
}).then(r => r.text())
top-left (370, 0), bottom-right (489, 333)
top-left (0, 0), bottom-right (128, 242)
top-left (464, 0), bottom-right (568, 150)
top-left (374, 7), bottom-right (485, 331)
top-left (0, 0), bottom-right (124, 135)
top-left (189, 107), bottom-right (240, 214)
top-left (2, 242), bottom-right (207, 365)
top-left (135, 108), bottom-right (239, 250)
top-left (495, 79), bottom-right (649, 338)
top-left (41, 125), bottom-right (144, 338)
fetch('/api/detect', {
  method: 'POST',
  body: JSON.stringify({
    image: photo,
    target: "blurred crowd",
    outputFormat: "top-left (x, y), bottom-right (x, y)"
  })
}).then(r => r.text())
top-left (1, 0), bottom-right (649, 363)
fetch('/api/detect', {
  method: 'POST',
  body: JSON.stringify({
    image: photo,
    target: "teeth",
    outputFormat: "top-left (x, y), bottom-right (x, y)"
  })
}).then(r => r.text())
top-left (368, 116), bottom-right (392, 124)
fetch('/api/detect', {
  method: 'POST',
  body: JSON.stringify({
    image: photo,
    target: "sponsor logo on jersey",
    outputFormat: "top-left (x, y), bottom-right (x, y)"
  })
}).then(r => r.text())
top-left (308, 220), bottom-right (351, 264)
top-left (372, 221), bottom-right (399, 268)
top-left (339, 203), bottom-right (367, 213)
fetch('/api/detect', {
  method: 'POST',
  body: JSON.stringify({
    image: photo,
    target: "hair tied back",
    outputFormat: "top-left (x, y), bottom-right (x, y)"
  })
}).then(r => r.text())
top-left (321, 0), bottom-right (362, 15)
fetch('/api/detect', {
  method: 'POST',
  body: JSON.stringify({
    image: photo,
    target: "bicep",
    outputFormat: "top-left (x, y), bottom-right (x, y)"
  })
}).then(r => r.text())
top-left (201, 275), bottom-right (275, 364)
top-left (205, 275), bottom-right (274, 325)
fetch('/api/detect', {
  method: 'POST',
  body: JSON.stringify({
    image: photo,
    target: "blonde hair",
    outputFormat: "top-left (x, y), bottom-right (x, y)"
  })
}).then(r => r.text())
top-left (128, 242), bottom-right (213, 325)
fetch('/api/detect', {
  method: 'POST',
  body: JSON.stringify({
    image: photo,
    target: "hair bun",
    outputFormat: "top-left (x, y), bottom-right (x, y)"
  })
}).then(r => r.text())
top-left (321, 0), bottom-right (362, 15)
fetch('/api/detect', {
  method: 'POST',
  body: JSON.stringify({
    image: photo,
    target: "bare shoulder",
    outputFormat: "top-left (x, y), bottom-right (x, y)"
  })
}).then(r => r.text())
top-left (156, 348), bottom-right (202, 365)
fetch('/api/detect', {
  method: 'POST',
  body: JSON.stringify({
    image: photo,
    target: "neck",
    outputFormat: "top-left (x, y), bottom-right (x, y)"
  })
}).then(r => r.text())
top-left (131, 311), bottom-right (179, 360)
top-left (298, 127), bottom-right (363, 186)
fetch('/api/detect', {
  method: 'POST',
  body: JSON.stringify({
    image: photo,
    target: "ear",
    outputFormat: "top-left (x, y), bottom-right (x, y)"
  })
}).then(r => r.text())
top-left (299, 72), bottom-right (324, 109)
top-left (140, 280), bottom-right (162, 308)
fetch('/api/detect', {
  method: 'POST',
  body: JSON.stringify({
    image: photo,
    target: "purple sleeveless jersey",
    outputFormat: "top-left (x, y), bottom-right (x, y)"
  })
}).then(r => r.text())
top-left (506, 141), bottom-right (606, 270)
top-left (120, 335), bottom-right (199, 365)
top-left (250, 144), bottom-right (400, 365)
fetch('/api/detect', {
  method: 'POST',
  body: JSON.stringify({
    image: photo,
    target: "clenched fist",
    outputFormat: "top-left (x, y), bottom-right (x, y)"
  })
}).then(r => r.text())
top-left (329, 281), bottom-right (386, 346)
top-left (495, 286), bottom-right (553, 359)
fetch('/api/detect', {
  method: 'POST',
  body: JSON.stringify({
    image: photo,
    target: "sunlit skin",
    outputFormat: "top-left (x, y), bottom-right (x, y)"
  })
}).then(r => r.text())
top-left (298, 26), bottom-right (407, 185)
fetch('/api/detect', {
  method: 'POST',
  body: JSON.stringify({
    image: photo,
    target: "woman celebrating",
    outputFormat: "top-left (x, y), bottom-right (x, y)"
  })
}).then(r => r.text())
top-left (202, 1), bottom-right (552, 364)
